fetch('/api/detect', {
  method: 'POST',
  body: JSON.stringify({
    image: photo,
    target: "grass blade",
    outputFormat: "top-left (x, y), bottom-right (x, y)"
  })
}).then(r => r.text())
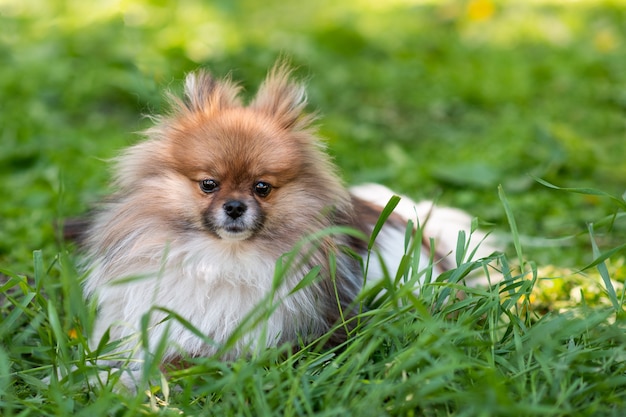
top-left (455, 230), bottom-right (466, 267)
top-left (579, 242), bottom-right (626, 271)
top-left (289, 265), bottom-right (322, 295)
top-left (498, 185), bottom-right (524, 265)
top-left (367, 195), bottom-right (400, 251)
top-left (587, 223), bottom-right (620, 311)
top-left (533, 177), bottom-right (626, 210)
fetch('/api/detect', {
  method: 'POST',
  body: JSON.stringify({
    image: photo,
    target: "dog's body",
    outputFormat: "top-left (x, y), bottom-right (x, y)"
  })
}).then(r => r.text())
top-left (78, 64), bottom-right (498, 377)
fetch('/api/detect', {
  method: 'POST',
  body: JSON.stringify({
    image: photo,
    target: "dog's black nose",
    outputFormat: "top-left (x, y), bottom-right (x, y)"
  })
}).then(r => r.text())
top-left (223, 200), bottom-right (247, 219)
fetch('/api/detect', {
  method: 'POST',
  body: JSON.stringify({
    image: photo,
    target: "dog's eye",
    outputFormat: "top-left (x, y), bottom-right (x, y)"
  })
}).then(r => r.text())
top-left (199, 179), bottom-right (219, 193)
top-left (253, 181), bottom-right (272, 197)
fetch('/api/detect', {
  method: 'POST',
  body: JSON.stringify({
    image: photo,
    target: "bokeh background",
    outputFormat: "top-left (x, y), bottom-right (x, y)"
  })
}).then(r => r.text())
top-left (2, 0), bottom-right (625, 272)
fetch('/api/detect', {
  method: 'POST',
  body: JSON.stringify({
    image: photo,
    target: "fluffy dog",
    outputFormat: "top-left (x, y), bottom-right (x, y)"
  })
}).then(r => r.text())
top-left (76, 63), bottom-right (497, 384)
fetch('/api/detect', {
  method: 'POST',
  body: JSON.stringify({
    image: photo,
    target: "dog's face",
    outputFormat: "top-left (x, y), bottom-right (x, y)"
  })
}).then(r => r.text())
top-left (166, 107), bottom-right (306, 242)
top-left (113, 66), bottom-right (350, 247)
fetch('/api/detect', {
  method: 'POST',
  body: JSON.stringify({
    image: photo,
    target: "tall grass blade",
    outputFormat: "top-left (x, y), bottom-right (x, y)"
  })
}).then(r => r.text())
top-left (587, 223), bottom-right (620, 311)
top-left (47, 302), bottom-right (70, 378)
top-left (289, 265), bottom-right (322, 295)
top-left (498, 185), bottom-right (524, 266)
top-left (455, 230), bottom-right (466, 266)
top-left (533, 177), bottom-right (626, 210)
top-left (33, 249), bottom-right (44, 291)
top-left (367, 195), bottom-right (400, 251)
top-left (0, 347), bottom-right (10, 397)
top-left (579, 242), bottom-right (626, 271)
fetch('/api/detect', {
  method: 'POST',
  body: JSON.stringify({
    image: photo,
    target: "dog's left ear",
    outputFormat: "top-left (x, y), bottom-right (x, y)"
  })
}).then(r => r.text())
top-left (250, 62), bottom-right (312, 130)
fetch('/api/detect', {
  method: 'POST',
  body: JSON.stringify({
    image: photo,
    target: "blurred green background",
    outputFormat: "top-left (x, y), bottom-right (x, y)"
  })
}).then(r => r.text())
top-left (1, 0), bottom-right (625, 271)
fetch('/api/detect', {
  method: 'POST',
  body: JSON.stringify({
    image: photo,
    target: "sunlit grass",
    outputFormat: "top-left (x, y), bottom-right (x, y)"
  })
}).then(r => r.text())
top-left (1, 207), bottom-right (625, 415)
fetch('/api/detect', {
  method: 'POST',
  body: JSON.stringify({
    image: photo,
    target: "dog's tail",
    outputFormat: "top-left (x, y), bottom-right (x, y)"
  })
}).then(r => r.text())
top-left (350, 183), bottom-right (501, 286)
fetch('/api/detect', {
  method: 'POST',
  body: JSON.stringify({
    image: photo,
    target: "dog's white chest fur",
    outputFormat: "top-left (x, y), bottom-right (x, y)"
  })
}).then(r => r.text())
top-left (89, 238), bottom-right (325, 361)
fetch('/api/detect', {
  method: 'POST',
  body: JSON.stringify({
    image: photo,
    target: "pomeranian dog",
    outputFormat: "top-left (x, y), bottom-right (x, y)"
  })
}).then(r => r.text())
top-left (76, 62), bottom-right (498, 385)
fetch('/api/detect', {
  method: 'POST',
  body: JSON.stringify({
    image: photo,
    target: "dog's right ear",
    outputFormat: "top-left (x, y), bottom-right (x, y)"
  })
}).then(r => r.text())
top-left (250, 62), bottom-right (313, 131)
top-left (171, 71), bottom-right (242, 117)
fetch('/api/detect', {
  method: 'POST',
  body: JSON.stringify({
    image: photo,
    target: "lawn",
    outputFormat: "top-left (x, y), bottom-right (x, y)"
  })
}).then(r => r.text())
top-left (1, 0), bottom-right (626, 415)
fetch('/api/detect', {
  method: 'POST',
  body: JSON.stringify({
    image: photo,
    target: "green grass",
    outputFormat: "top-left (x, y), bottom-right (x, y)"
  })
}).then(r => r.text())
top-left (2, 0), bottom-right (626, 415)
top-left (2, 219), bottom-right (625, 416)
